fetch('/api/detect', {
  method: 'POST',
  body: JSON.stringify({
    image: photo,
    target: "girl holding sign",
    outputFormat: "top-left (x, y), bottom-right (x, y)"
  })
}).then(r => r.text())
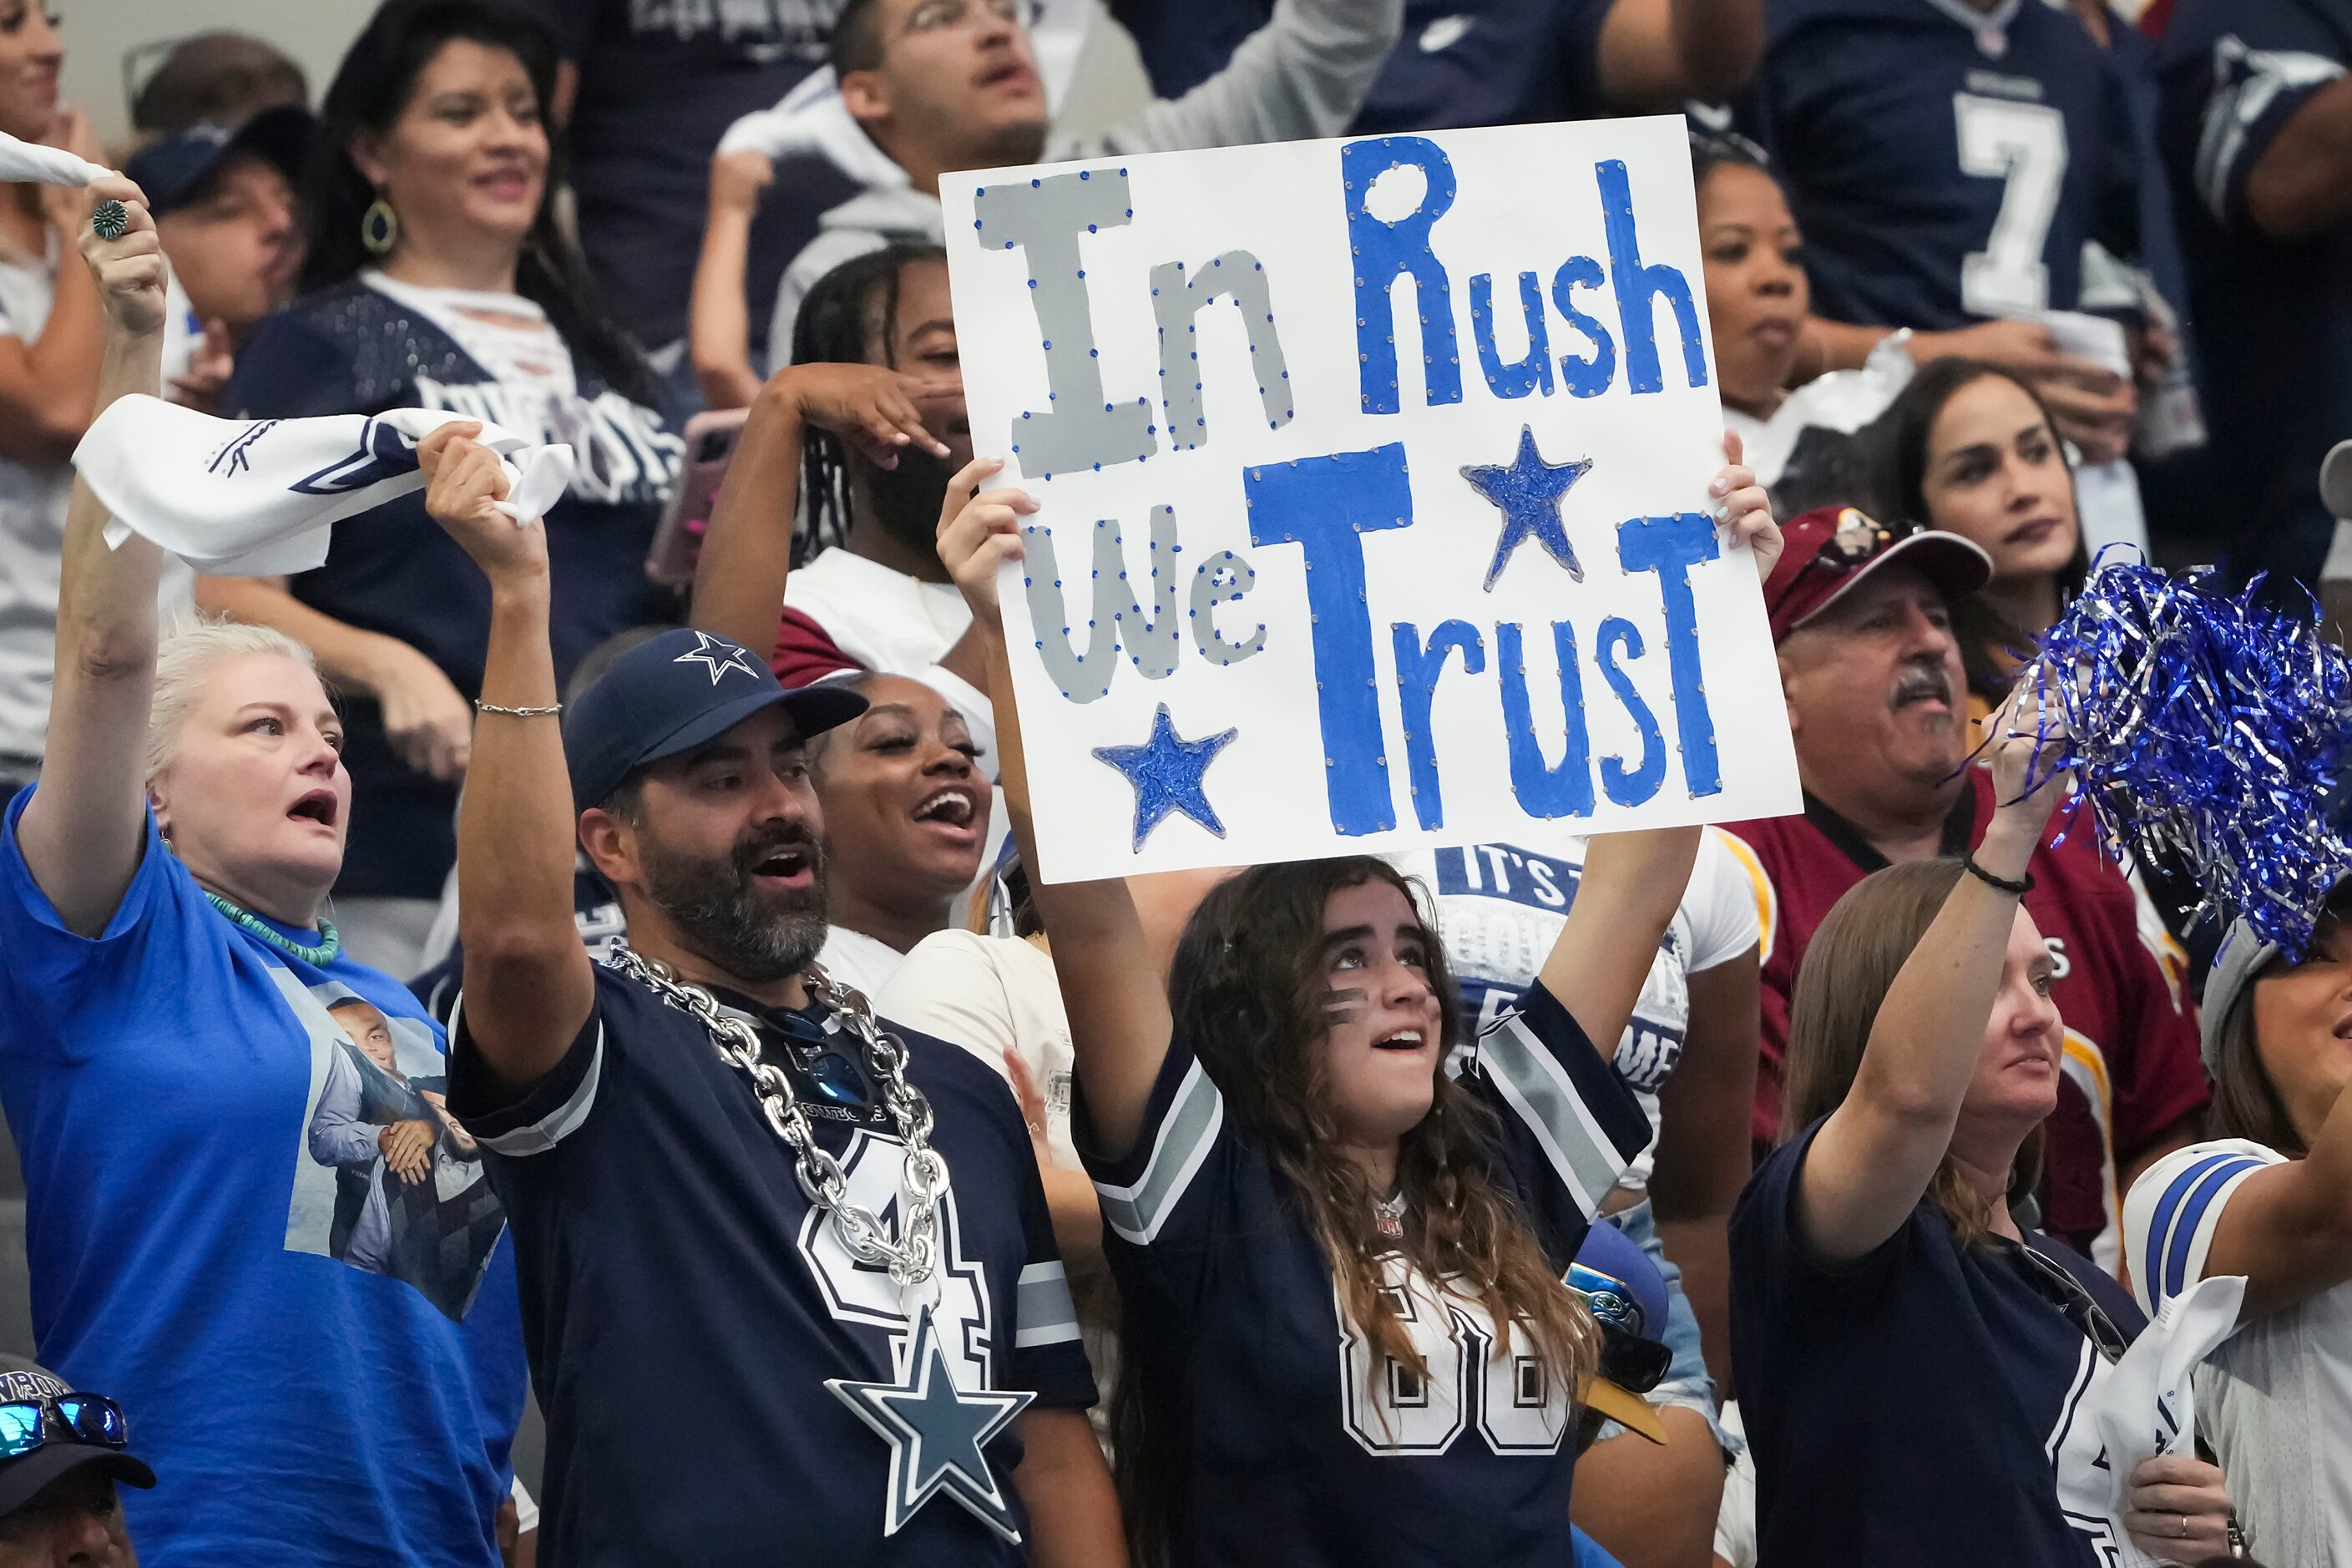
top-left (937, 446), bottom-right (1778, 1566)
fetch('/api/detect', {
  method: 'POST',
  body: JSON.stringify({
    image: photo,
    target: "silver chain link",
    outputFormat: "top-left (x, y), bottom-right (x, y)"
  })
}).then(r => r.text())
top-left (606, 939), bottom-right (947, 1290)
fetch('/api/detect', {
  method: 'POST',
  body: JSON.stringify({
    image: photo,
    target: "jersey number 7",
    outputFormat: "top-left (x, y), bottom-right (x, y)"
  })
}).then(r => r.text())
top-left (1954, 93), bottom-right (2071, 319)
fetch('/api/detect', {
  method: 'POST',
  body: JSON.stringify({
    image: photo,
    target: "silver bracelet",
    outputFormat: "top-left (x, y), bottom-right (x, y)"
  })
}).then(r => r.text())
top-left (475, 700), bottom-right (562, 718)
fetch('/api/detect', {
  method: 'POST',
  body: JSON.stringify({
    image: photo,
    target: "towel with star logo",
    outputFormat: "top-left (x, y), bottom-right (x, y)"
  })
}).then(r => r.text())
top-left (73, 394), bottom-right (576, 576)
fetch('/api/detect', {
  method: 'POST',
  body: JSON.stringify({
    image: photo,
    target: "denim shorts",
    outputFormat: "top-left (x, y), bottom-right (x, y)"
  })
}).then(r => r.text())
top-left (1591, 1197), bottom-right (1736, 1453)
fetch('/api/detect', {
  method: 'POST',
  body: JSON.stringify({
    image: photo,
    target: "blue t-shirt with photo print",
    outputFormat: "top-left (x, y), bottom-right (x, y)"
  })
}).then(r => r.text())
top-left (0, 789), bottom-right (526, 1566)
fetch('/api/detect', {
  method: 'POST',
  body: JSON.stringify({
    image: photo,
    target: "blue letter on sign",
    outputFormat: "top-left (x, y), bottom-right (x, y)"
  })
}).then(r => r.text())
top-left (1246, 444), bottom-right (1411, 836)
top-left (1596, 616), bottom-right (1666, 807)
top-left (1343, 138), bottom-right (1462, 416)
top-left (1392, 620), bottom-right (1485, 830)
top-left (1597, 159), bottom-right (1708, 396)
top-left (1495, 620), bottom-right (1595, 820)
top-left (1616, 512), bottom-right (1722, 797)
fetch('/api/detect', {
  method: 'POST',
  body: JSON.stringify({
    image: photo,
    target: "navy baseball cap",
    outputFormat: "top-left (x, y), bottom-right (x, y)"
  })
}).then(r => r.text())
top-left (563, 629), bottom-right (867, 812)
top-left (0, 1356), bottom-right (154, 1519)
top-left (124, 104), bottom-right (312, 217)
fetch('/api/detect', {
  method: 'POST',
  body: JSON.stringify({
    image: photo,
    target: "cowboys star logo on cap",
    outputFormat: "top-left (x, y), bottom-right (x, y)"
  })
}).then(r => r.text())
top-left (670, 631), bottom-right (765, 686)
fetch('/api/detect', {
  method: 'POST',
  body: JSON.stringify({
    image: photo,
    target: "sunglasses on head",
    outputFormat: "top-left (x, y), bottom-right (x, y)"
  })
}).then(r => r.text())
top-left (0, 1393), bottom-right (129, 1462)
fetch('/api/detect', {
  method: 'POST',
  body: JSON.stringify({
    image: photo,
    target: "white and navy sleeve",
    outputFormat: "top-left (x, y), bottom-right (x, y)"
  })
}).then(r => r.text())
top-left (2122, 1138), bottom-right (2285, 1316)
top-left (443, 969), bottom-right (614, 1157)
top-left (1076, 1034), bottom-right (1239, 1307)
top-left (1007, 1138), bottom-right (1096, 1409)
top-left (1462, 980), bottom-right (1653, 1242)
top-left (2188, 8), bottom-right (2348, 230)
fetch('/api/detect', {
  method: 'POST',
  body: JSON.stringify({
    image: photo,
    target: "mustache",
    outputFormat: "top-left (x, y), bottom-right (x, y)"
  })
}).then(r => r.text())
top-left (1889, 662), bottom-right (1954, 711)
top-left (733, 819), bottom-right (822, 876)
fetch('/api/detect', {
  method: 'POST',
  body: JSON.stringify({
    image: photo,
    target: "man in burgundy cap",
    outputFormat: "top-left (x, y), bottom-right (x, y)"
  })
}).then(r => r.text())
top-left (1721, 506), bottom-right (2208, 1269)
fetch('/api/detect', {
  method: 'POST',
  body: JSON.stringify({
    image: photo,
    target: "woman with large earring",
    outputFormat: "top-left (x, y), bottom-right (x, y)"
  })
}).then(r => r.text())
top-left (205, 0), bottom-right (681, 977)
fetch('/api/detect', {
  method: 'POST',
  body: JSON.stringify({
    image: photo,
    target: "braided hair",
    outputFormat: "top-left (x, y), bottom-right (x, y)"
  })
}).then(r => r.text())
top-left (787, 241), bottom-right (949, 564)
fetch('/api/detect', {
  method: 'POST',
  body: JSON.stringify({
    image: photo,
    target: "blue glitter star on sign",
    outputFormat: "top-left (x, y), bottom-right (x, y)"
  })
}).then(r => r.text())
top-left (1461, 424), bottom-right (1594, 590)
top-left (1092, 703), bottom-right (1240, 852)
top-left (670, 630), bottom-right (765, 686)
top-left (825, 1305), bottom-right (1035, 1544)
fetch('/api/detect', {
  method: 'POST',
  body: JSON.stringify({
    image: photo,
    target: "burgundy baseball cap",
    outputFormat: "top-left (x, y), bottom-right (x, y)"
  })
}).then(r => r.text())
top-left (1762, 506), bottom-right (1993, 644)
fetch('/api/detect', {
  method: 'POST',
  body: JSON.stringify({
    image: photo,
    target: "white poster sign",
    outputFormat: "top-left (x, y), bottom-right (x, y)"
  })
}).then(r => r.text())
top-left (943, 116), bottom-right (1800, 883)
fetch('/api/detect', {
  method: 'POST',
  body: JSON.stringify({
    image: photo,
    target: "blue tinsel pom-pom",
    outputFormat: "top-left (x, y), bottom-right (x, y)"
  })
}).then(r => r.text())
top-left (2031, 551), bottom-right (2352, 959)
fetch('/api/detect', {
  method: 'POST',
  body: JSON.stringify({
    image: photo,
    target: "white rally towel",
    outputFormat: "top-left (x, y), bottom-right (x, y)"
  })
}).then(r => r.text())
top-left (0, 128), bottom-right (107, 188)
top-left (2087, 1272), bottom-right (2246, 1568)
top-left (73, 396), bottom-right (575, 576)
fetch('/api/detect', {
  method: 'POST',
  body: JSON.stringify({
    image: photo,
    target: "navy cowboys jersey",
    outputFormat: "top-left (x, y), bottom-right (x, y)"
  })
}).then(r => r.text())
top-left (1082, 982), bottom-right (1649, 1566)
top-left (2157, 0), bottom-right (2352, 589)
top-left (448, 966), bottom-right (1095, 1565)
top-left (1753, 0), bottom-right (2142, 328)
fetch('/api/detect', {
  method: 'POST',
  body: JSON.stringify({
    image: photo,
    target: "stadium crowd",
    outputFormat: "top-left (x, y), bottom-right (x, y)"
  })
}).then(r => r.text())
top-left (0, 0), bottom-right (2347, 1563)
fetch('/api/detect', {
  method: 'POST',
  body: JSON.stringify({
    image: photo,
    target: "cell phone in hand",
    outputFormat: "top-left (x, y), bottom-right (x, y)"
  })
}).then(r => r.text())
top-left (646, 407), bottom-right (751, 587)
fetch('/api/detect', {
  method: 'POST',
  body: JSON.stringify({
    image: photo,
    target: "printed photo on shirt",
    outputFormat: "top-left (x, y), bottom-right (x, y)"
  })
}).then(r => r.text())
top-left (276, 974), bottom-right (506, 1320)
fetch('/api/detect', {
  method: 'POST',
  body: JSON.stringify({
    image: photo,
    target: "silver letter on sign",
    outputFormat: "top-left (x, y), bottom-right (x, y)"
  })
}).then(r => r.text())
top-left (1151, 251), bottom-right (1293, 453)
top-left (1020, 508), bottom-right (1184, 704)
top-left (973, 168), bottom-right (1159, 480)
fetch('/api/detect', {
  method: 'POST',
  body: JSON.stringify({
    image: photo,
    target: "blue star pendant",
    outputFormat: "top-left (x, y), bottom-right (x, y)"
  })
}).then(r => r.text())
top-left (826, 1305), bottom-right (1035, 1544)
top-left (1462, 424), bottom-right (1593, 590)
top-left (1093, 703), bottom-right (1240, 852)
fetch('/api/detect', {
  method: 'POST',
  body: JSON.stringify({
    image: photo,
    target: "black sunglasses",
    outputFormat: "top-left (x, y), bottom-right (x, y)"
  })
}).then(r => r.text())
top-left (1567, 1265), bottom-right (1673, 1394)
top-left (762, 1009), bottom-right (874, 1112)
top-left (2011, 1241), bottom-right (2131, 1365)
top-left (0, 1393), bottom-right (129, 1461)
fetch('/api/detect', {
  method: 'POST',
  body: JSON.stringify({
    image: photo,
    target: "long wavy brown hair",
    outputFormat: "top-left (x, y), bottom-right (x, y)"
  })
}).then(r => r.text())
top-left (1112, 857), bottom-right (1598, 1560)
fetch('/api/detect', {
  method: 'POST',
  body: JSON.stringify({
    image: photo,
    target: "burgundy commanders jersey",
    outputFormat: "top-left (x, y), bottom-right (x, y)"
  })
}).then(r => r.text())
top-left (1723, 766), bottom-right (2208, 1266)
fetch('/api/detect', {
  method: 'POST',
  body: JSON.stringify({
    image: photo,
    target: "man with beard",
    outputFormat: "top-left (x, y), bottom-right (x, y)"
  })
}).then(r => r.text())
top-left (422, 421), bottom-right (1118, 1565)
top-left (1720, 506), bottom-right (2208, 1270)
top-left (690, 245), bottom-right (995, 784)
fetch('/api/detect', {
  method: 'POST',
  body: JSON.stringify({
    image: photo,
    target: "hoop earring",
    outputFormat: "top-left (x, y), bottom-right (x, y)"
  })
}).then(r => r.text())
top-left (361, 196), bottom-right (398, 256)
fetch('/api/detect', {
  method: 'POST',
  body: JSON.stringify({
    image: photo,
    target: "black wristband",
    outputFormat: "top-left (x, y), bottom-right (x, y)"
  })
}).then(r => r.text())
top-left (1961, 852), bottom-right (2034, 897)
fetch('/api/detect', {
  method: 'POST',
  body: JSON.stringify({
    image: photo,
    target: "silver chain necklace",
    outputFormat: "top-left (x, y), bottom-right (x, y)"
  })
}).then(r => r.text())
top-left (605, 938), bottom-right (947, 1292)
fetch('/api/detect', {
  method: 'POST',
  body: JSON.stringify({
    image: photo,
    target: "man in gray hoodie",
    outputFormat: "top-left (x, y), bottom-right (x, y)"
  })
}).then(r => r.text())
top-left (690, 0), bottom-right (1404, 407)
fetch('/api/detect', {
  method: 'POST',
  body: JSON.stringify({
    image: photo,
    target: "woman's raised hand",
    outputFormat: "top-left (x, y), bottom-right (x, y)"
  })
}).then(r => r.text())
top-left (1980, 670), bottom-right (2071, 842)
top-left (75, 175), bottom-right (165, 339)
top-left (769, 362), bottom-right (955, 469)
top-left (936, 456), bottom-right (1038, 627)
top-left (1715, 429), bottom-right (1780, 584)
top-left (417, 421), bottom-right (547, 583)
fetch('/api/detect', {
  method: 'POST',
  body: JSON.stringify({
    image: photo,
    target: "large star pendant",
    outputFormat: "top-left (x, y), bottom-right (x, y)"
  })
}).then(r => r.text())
top-left (670, 630), bottom-right (765, 685)
top-left (1092, 703), bottom-right (1240, 852)
top-left (826, 1305), bottom-right (1035, 1543)
top-left (1461, 424), bottom-right (1593, 589)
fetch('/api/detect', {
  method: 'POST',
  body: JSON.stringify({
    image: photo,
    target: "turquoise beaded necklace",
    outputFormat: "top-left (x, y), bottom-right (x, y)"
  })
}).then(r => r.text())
top-left (201, 890), bottom-right (341, 965)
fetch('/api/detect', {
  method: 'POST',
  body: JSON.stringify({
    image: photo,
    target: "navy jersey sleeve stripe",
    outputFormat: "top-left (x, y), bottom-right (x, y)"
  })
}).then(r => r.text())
top-left (2193, 38), bottom-right (2346, 221)
top-left (2148, 1152), bottom-right (2265, 1302)
top-left (1473, 982), bottom-right (1650, 1216)
top-left (1013, 1262), bottom-right (1082, 1349)
top-left (1091, 1057), bottom-right (1227, 1245)
top-left (448, 989), bottom-right (605, 1155)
